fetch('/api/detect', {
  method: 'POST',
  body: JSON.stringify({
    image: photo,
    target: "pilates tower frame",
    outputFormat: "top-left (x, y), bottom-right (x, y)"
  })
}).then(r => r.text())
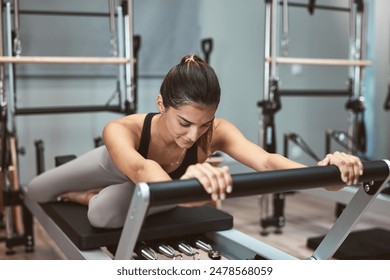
top-left (258, 0), bottom-right (370, 234)
top-left (0, 0), bottom-right (136, 254)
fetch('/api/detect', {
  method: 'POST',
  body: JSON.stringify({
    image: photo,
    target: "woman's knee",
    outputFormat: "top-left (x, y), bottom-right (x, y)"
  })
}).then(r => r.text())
top-left (26, 176), bottom-right (52, 203)
top-left (87, 195), bottom-right (129, 228)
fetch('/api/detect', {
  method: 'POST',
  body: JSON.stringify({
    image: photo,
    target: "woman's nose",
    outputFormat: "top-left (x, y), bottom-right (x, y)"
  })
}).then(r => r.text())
top-left (187, 127), bottom-right (199, 142)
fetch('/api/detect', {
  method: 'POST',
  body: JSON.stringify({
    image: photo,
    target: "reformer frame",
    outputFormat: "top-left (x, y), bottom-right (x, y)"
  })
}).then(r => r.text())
top-left (21, 160), bottom-right (390, 260)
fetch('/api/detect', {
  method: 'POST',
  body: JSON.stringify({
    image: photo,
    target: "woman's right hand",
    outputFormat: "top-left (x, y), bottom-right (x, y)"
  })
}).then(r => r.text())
top-left (317, 151), bottom-right (363, 190)
top-left (180, 162), bottom-right (233, 201)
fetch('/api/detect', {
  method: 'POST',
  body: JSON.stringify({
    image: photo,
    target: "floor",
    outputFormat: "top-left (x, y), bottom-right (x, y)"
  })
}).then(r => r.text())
top-left (1, 191), bottom-right (390, 260)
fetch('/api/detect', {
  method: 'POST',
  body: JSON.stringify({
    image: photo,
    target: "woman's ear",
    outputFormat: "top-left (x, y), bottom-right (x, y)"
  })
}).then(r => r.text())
top-left (156, 94), bottom-right (165, 113)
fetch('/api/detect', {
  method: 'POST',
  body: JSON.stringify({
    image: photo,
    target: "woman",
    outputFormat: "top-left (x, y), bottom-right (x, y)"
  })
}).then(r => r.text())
top-left (27, 54), bottom-right (363, 228)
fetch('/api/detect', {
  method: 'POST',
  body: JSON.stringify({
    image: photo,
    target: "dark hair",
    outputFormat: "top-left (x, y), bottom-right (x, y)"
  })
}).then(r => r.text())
top-left (160, 54), bottom-right (221, 109)
top-left (160, 54), bottom-right (221, 155)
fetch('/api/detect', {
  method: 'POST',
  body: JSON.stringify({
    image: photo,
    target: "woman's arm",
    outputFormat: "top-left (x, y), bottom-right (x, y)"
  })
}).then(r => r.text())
top-left (213, 119), bottom-right (305, 171)
top-left (102, 118), bottom-right (171, 184)
top-left (213, 119), bottom-right (363, 187)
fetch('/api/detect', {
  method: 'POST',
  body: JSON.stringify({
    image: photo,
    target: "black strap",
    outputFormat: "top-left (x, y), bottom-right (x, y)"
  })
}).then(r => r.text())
top-left (137, 113), bottom-right (159, 157)
top-left (137, 113), bottom-right (198, 179)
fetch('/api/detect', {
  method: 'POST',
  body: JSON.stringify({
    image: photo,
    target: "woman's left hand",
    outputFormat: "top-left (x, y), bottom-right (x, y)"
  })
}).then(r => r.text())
top-left (317, 151), bottom-right (363, 191)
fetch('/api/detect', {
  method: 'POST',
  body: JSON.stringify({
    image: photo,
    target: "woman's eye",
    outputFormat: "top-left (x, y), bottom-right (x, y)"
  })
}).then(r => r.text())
top-left (179, 122), bottom-right (191, 127)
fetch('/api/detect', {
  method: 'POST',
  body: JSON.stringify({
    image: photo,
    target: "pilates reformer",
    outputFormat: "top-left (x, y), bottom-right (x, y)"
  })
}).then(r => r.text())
top-left (20, 159), bottom-right (390, 260)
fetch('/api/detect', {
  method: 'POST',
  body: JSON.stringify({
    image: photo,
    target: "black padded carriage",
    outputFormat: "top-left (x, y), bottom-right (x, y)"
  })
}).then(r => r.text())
top-left (41, 202), bottom-right (233, 251)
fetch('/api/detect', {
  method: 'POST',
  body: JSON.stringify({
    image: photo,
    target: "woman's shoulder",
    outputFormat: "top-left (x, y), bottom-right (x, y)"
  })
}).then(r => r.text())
top-left (105, 113), bottom-right (152, 135)
top-left (110, 113), bottom-right (149, 126)
top-left (213, 117), bottom-right (236, 131)
top-left (103, 113), bottom-right (154, 147)
top-left (212, 118), bottom-right (243, 142)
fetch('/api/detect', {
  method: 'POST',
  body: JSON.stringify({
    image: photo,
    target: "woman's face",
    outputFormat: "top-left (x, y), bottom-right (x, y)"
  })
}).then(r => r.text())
top-left (164, 104), bottom-right (216, 149)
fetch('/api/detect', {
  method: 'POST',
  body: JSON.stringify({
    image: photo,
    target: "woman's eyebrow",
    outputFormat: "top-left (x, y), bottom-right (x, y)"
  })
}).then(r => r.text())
top-left (177, 115), bottom-right (215, 125)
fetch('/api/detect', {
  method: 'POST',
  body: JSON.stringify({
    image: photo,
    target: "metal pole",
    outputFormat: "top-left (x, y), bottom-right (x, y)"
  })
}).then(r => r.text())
top-left (0, 0), bottom-right (5, 105)
top-left (0, 0), bottom-right (16, 247)
top-left (260, 0), bottom-right (272, 149)
top-left (12, 0), bottom-right (21, 56)
top-left (0, 0), bottom-right (5, 240)
top-left (108, 0), bottom-right (118, 56)
top-left (262, 1), bottom-right (271, 105)
top-left (116, 6), bottom-right (125, 111)
top-left (347, 1), bottom-right (365, 155)
top-left (124, 0), bottom-right (136, 114)
top-left (6, 2), bottom-right (15, 135)
top-left (259, 0), bottom-right (282, 236)
top-left (281, 0), bottom-right (289, 56)
top-left (270, 0), bottom-right (278, 80)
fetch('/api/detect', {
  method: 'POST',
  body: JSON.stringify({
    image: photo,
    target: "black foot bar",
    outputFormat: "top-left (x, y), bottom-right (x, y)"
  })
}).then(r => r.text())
top-left (116, 160), bottom-right (390, 259)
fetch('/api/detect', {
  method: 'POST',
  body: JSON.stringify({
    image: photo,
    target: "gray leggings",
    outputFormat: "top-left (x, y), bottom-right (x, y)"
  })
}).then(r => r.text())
top-left (27, 146), bottom-right (173, 228)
